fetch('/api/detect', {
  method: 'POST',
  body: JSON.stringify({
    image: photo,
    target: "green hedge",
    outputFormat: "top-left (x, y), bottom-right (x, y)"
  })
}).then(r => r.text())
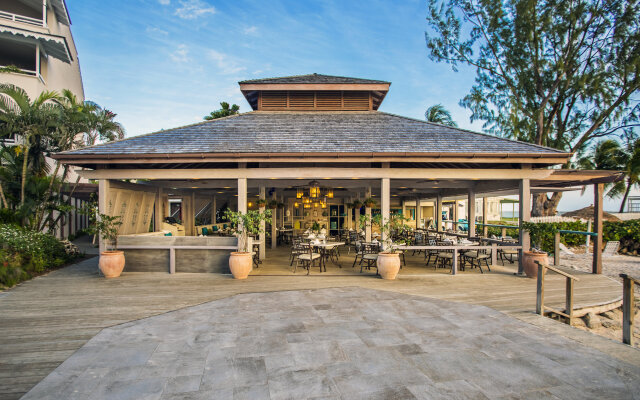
top-left (522, 219), bottom-right (640, 254)
top-left (0, 224), bottom-right (74, 288)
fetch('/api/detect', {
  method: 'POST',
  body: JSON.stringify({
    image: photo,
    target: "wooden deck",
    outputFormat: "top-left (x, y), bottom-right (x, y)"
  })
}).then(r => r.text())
top-left (0, 248), bottom-right (631, 399)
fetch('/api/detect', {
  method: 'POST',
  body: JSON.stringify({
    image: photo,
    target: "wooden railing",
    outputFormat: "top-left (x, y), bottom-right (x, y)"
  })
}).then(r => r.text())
top-left (535, 260), bottom-right (580, 325)
top-left (619, 273), bottom-right (639, 346)
top-left (553, 230), bottom-right (597, 266)
top-left (0, 10), bottom-right (43, 27)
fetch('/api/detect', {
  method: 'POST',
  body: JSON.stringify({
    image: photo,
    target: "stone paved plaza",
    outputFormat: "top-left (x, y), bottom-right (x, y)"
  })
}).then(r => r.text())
top-left (22, 287), bottom-right (640, 399)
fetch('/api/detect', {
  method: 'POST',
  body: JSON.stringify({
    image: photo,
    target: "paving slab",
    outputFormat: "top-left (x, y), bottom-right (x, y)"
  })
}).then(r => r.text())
top-left (21, 288), bottom-right (640, 400)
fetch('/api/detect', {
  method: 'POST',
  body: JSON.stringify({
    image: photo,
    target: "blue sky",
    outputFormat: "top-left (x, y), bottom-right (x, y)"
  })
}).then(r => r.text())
top-left (67, 0), bottom-right (631, 212)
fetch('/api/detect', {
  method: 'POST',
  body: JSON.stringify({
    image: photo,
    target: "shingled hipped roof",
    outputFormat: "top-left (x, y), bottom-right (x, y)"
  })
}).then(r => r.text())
top-left (55, 112), bottom-right (568, 163)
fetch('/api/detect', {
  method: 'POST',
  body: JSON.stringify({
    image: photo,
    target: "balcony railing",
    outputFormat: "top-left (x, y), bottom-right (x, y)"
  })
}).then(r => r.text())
top-left (0, 10), bottom-right (44, 27)
top-left (0, 65), bottom-right (46, 84)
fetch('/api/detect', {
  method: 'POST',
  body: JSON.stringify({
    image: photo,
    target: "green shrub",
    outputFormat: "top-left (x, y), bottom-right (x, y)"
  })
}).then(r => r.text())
top-left (522, 219), bottom-right (640, 254)
top-left (0, 224), bottom-right (74, 288)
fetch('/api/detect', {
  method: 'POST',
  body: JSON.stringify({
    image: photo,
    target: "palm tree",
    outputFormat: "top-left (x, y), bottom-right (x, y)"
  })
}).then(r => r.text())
top-left (0, 84), bottom-right (60, 208)
top-left (84, 102), bottom-right (125, 146)
top-left (578, 139), bottom-right (640, 212)
top-left (425, 104), bottom-right (457, 127)
top-left (204, 102), bottom-right (240, 120)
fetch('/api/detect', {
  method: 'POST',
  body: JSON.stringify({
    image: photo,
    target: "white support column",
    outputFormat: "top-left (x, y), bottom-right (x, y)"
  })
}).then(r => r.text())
top-left (237, 178), bottom-right (247, 251)
top-left (355, 193), bottom-right (361, 235)
top-left (381, 179), bottom-right (390, 250)
top-left (271, 191), bottom-right (277, 249)
top-left (259, 186), bottom-right (266, 259)
top-left (482, 197), bottom-right (488, 237)
top-left (415, 197), bottom-right (421, 230)
top-left (98, 179), bottom-right (110, 254)
top-left (365, 187), bottom-right (372, 242)
top-left (518, 179), bottom-right (531, 275)
top-left (42, 0), bottom-right (47, 27)
top-left (436, 194), bottom-right (442, 233)
top-left (468, 189), bottom-right (476, 238)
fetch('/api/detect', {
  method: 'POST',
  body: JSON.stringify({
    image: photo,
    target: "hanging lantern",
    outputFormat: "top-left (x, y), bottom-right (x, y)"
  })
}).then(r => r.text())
top-left (304, 203), bottom-right (311, 209)
top-left (321, 201), bottom-right (327, 209)
top-left (296, 188), bottom-right (303, 199)
top-left (313, 201), bottom-right (320, 208)
top-left (294, 201), bottom-right (299, 208)
top-left (326, 189), bottom-right (334, 199)
top-left (309, 180), bottom-right (320, 198)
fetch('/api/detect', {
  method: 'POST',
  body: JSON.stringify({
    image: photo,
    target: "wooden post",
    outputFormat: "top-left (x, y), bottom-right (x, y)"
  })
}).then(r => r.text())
top-left (566, 278), bottom-right (574, 325)
top-left (259, 186), bottom-right (266, 259)
top-left (501, 227), bottom-right (507, 238)
top-left (585, 219), bottom-right (591, 252)
top-left (518, 179), bottom-right (531, 275)
top-left (554, 231), bottom-right (560, 266)
top-left (436, 194), bottom-right (442, 233)
top-left (155, 187), bottom-right (164, 232)
top-left (536, 263), bottom-right (545, 315)
top-left (593, 183), bottom-right (603, 274)
top-left (98, 179), bottom-right (110, 254)
top-left (190, 192), bottom-right (196, 236)
top-left (468, 189), bottom-right (476, 238)
top-left (169, 247), bottom-right (176, 274)
top-left (381, 178), bottom-right (390, 250)
top-left (621, 274), bottom-right (636, 346)
top-left (482, 197), bottom-right (488, 237)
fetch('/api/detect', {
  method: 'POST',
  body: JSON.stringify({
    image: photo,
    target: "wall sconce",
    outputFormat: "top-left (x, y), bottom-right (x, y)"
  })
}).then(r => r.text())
top-left (248, 202), bottom-right (253, 207)
top-left (326, 189), bottom-right (334, 198)
top-left (294, 201), bottom-right (299, 208)
top-left (296, 188), bottom-right (303, 198)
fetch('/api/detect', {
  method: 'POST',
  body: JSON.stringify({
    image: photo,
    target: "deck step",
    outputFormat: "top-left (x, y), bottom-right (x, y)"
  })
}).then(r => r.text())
top-left (571, 297), bottom-right (623, 318)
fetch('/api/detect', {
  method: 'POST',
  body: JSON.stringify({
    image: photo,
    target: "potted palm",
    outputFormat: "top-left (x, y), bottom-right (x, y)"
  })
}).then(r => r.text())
top-left (223, 208), bottom-right (272, 279)
top-left (83, 203), bottom-right (124, 278)
top-left (373, 214), bottom-right (409, 280)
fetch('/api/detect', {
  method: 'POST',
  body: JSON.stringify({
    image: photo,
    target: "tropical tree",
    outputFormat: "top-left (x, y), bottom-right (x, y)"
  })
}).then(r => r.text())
top-left (578, 138), bottom-right (640, 212)
top-left (0, 84), bottom-right (60, 209)
top-left (204, 102), bottom-right (240, 120)
top-left (425, 104), bottom-right (457, 127)
top-left (425, 0), bottom-right (640, 215)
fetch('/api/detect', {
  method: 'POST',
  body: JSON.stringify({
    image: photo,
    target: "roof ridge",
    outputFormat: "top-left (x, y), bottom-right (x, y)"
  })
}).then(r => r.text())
top-left (376, 111), bottom-right (568, 154)
top-left (238, 73), bottom-right (390, 84)
top-left (57, 112), bottom-right (250, 154)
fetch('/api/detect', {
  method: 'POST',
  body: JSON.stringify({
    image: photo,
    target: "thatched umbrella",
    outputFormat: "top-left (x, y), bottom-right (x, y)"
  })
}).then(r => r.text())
top-left (562, 205), bottom-right (621, 222)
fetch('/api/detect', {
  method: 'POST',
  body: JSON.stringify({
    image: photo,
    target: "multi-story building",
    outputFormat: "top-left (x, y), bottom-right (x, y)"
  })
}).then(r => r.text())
top-left (0, 0), bottom-right (83, 111)
top-left (0, 0), bottom-right (88, 239)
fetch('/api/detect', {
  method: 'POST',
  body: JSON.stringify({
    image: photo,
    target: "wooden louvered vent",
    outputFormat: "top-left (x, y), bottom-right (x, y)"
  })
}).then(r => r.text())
top-left (259, 91), bottom-right (371, 111)
top-left (260, 91), bottom-right (287, 109)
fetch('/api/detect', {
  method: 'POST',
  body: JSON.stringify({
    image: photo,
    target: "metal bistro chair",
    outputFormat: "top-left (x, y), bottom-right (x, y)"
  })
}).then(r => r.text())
top-left (412, 231), bottom-right (425, 256)
top-left (462, 248), bottom-right (491, 273)
top-left (290, 239), bottom-right (307, 266)
top-left (296, 243), bottom-right (322, 275)
top-left (352, 241), bottom-right (364, 268)
top-left (424, 238), bottom-right (439, 266)
top-left (434, 240), bottom-right (454, 271)
top-left (360, 242), bottom-right (380, 273)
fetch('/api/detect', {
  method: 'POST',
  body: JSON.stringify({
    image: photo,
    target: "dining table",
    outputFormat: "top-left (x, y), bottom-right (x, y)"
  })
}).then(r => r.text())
top-left (305, 241), bottom-right (345, 270)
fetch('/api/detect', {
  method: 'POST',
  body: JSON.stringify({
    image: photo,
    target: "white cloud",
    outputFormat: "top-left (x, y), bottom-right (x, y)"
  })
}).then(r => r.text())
top-left (207, 50), bottom-right (246, 75)
top-left (158, 0), bottom-right (170, 4)
top-left (243, 26), bottom-right (258, 35)
top-left (174, 0), bottom-right (216, 19)
top-left (146, 26), bottom-right (168, 36)
top-left (170, 44), bottom-right (190, 63)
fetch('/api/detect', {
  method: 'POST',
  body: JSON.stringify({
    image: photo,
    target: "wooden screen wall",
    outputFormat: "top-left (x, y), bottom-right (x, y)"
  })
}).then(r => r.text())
top-left (106, 188), bottom-right (156, 235)
top-left (259, 91), bottom-right (371, 111)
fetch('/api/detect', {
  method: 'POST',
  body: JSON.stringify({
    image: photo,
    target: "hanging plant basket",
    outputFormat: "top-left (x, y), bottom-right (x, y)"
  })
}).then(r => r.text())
top-left (256, 199), bottom-right (268, 207)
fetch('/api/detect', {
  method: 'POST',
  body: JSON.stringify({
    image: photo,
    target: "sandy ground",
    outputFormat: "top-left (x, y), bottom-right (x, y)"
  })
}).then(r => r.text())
top-left (553, 250), bottom-right (640, 347)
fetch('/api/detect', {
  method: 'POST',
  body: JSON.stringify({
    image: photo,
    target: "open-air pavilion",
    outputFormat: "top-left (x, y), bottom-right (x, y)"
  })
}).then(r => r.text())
top-left (53, 74), bottom-right (621, 276)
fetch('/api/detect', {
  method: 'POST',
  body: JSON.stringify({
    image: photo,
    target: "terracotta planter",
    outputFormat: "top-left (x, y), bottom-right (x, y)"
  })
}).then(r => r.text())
top-left (99, 251), bottom-right (125, 278)
top-left (377, 252), bottom-right (401, 280)
top-left (522, 251), bottom-right (548, 279)
top-left (229, 252), bottom-right (253, 279)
